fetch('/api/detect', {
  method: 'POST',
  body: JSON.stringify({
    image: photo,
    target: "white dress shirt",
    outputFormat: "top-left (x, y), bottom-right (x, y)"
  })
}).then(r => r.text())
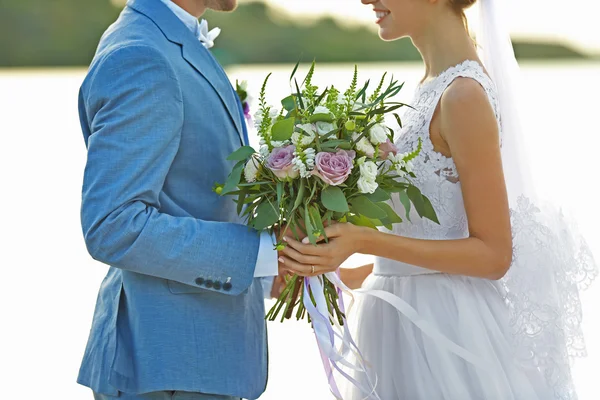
top-left (160, 0), bottom-right (278, 293)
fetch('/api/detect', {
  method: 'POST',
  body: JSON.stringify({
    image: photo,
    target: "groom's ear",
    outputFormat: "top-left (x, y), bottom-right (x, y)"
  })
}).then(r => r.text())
top-left (206, 0), bottom-right (238, 13)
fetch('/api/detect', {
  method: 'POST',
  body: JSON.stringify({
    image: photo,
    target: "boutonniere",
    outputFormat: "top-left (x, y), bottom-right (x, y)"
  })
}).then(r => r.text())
top-left (235, 80), bottom-right (252, 125)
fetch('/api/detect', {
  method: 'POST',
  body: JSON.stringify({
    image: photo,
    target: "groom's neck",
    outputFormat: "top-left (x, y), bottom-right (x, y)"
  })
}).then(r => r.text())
top-left (170, 0), bottom-right (206, 18)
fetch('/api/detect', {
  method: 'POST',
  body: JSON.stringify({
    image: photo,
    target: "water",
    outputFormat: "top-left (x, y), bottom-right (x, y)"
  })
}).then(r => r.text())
top-left (1, 62), bottom-right (598, 399)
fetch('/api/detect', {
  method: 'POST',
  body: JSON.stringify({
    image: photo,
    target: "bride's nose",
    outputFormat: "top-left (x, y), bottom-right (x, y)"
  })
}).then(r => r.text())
top-left (361, 0), bottom-right (376, 5)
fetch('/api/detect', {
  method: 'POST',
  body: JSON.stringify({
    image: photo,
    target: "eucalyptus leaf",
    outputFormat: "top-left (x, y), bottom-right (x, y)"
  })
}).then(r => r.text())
top-left (347, 214), bottom-right (378, 229)
top-left (422, 195), bottom-right (440, 224)
top-left (281, 95), bottom-right (296, 112)
top-left (377, 202), bottom-right (403, 224)
top-left (251, 200), bottom-right (280, 230)
top-left (364, 187), bottom-right (391, 203)
top-left (227, 146), bottom-right (256, 161)
top-left (398, 190), bottom-right (412, 222)
top-left (271, 118), bottom-right (295, 141)
top-left (350, 196), bottom-right (387, 220)
top-left (221, 160), bottom-right (245, 195)
top-left (321, 186), bottom-right (349, 213)
top-left (407, 185), bottom-right (426, 217)
top-left (237, 186), bottom-right (249, 215)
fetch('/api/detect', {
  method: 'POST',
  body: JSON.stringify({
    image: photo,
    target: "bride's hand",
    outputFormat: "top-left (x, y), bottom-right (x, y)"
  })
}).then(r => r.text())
top-left (278, 223), bottom-right (368, 276)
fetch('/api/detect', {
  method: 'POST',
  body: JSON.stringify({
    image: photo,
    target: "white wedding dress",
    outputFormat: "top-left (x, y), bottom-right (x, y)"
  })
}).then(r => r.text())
top-left (345, 60), bottom-right (584, 400)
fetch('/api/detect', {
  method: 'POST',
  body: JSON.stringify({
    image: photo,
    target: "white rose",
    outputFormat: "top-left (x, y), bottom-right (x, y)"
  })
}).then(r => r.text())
top-left (353, 133), bottom-right (375, 158)
top-left (369, 123), bottom-right (389, 145)
top-left (244, 158), bottom-right (260, 183)
top-left (315, 121), bottom-right (336, 136)
top-left (293, 124), bottom-right (317, 146)
top-left (359, 160), bottom-right (378, 182)
top-left (357, 176), bottom-right (378, 194)
top-left (314, 106), bottom-right (332, 115)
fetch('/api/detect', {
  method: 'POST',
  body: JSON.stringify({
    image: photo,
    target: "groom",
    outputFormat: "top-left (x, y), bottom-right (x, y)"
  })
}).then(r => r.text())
top-left (77, 0), bottom-right (295, 399)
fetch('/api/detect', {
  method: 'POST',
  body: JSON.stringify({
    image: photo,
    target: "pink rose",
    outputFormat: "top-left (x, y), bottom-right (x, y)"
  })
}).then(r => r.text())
top-left (380, 139), bottom-right (399, 160)
top-left (313, 149), bottom-right (356, 186)
top-left (267, 145), bottom-right (299, 180)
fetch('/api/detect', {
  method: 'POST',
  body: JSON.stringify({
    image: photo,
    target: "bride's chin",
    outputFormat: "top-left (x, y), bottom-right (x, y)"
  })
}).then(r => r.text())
top-left (378, 28), bottom-right (404, 42)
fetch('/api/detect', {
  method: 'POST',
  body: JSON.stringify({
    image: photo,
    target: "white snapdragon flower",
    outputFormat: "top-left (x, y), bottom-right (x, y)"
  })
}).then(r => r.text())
top-left (303, 147), bottom-right (316, 169)
top-left (369, 123), bottom-right (389, 145)
top-left (292, 148), bottom-right (316, 178)
top-left (259, 145), bottom-right (270, 158)
top-left (352, 133), bottom-right (375, 158)
top-left (387, 152), bottom-right (411, 178)
top-left (269, 108), bottom-right (280, 118)
top-left (244, 157), bottom-right (260, 183)
top-left (254, 111), bottom-right (263, 130)
top-left (238, 80), bottom-right (248, 91)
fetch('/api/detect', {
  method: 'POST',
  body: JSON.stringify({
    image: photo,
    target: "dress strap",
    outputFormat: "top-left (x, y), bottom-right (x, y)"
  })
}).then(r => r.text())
top-left (420, 60), bottom-right (501, 142)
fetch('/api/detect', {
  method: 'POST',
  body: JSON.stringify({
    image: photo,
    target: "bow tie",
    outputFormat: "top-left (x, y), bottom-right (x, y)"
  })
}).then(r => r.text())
top-left (197, 19), bottom-right (221, 49)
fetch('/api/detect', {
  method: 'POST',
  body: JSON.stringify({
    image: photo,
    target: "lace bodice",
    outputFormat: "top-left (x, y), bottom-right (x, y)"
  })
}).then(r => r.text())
top-left (383, 60), bottom-right (499, 243)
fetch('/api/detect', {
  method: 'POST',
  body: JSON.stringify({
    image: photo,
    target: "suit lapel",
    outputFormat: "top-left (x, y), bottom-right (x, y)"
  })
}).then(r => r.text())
top-left (127, 0), bottom-right (245, 145)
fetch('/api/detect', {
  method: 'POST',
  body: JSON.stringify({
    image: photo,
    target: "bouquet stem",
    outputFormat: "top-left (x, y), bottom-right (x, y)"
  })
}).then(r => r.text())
top-left (267, 274), bottom-right (346, 326)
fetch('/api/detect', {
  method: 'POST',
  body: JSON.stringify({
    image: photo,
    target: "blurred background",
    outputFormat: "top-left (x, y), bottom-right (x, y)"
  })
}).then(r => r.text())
top-left (1, 0), bottom-right (599, 399)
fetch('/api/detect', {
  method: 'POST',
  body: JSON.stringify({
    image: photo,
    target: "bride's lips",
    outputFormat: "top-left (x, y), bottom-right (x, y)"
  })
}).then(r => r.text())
top-left (374, 9), bottom-right (391, 24)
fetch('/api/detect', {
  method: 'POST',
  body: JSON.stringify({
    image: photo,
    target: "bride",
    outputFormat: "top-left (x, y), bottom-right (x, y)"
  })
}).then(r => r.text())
top-left (277, 0), bottom-right (597, 398)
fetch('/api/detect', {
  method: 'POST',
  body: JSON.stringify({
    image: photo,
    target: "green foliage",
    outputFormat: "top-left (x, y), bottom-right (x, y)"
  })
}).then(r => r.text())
top-left (321, 186), bottom-right (349, 213)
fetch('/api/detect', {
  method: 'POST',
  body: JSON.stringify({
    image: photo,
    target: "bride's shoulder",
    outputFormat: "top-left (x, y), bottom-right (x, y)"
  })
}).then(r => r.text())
top-left (439, 78), bottom-right (499, 141)
top-left (441, 78), bottom-right (494, 118)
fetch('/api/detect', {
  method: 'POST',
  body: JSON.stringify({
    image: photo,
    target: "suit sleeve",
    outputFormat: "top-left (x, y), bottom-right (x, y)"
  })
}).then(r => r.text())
top-left (80, 44), bottom-right (260, 296)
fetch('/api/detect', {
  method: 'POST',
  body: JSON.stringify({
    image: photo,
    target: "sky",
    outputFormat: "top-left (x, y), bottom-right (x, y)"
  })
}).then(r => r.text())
top-left (255, 0), bottom-right (600, 54)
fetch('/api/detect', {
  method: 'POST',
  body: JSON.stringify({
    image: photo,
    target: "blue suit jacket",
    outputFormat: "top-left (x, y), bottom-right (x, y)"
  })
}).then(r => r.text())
top-left (77, 0), bottom-right (268, 397)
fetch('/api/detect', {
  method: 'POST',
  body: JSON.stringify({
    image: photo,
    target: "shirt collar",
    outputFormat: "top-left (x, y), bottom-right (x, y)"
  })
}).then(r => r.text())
top-left (159, 0), bottom-right (201, 37)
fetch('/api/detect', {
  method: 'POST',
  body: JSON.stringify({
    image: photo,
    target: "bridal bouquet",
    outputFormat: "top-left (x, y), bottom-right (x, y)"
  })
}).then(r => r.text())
top-left (218, 62), bottom-right (438, 326)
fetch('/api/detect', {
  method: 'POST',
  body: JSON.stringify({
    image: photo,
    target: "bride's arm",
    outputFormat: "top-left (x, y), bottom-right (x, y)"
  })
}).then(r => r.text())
top-left (279, 79), bottom-right (512, 280)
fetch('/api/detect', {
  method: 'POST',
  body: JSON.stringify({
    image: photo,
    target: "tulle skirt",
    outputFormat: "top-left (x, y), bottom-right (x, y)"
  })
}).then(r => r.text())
top-left (343, 273), bottom-right (553, 400)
